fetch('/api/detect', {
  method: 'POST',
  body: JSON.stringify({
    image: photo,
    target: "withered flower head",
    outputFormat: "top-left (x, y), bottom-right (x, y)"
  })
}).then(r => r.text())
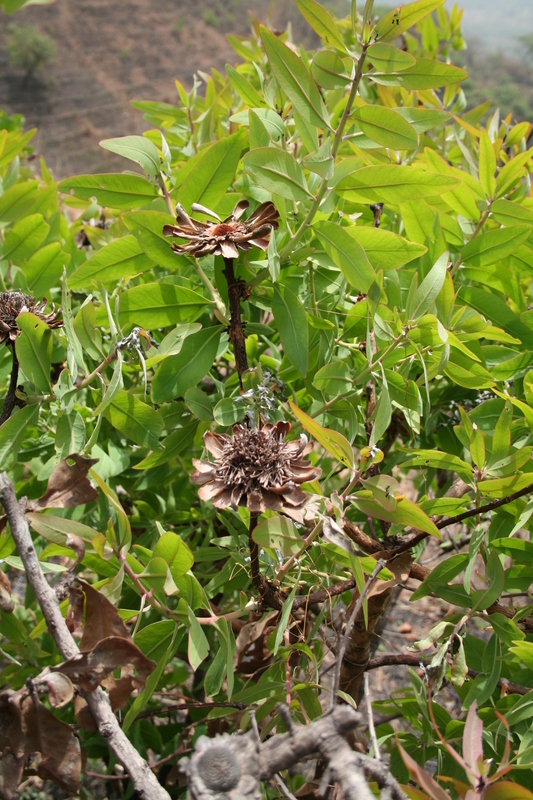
top-left (191, 421), bottom-right (320, 522)
top-left (163, 199), bottom-right (279, 259)
top-left (0, 291), bottom-right (61, 345)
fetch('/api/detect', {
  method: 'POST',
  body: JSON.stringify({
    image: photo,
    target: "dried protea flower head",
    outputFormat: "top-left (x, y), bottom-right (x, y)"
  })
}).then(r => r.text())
top-left (0, 291), bottom-right (61, 345)
top-left (163, 199), bottom-right (279, 259)
top-left (191, 421), bottom-right (320, 523)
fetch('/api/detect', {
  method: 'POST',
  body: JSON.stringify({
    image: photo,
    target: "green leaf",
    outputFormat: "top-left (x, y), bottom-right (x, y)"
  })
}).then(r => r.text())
top-left (134, 421), bottom-right (198, 470)
top-left (123, 625), bottom-right (182, 732)
top-left (0, 180), bottom-right (39, 224)
top-left (15, 312), bottom-right (52, 393)
top-left (184, 387), bottom-right (214, 421)
top-left (57, 173), bottom-right (158, 209)
top-left (366, 42), bottom-right (416, 72)
top-left (134, 620), bottom-right (177, 663)
top-left (102, 390), bottom-right (164, 450)
top-left (273, 577), bottom-right (300, 656)
top-left (399, 449), bottom-right (473, 476)
top-left (460, 287), bottom-right (533, 349)
top-left (122, 210), bottom-right (184, 270)
top-left (369, 378), bottom-right (392, 447)
top-left (153, 531), bottom-right (194, 581)
top-left (471, 551), bottom-right (504, 612)
top-left (55, 411), bottom-right (86, 459)
top-left (335, 166), bottom-right (460, 204)
top-left (352, 106), bottom-right (418, 150)
top-left (313, 220), bottom-right (375, 291)
top-left (477, 474), bottom-right (533, 498)
top-left (461, 225), bottom-right (531, 266)
top-left (93, 351), bottom-right (123, 417)
top-left (352, 493), bottom-right (441, 538)
top-left (375, 0), bottom-right (445, 41)
top-left (24, 243), bottom-right (70, 297)
top-left (187, 607), bottom-right (209, 670)
top-left (311, 50), bottom-right (350, 89)
top-left (495, 148), bottom-right (533, 198)
top-left (244, 147), bottom-right (312, 202)
top-left (96, 282), bottom-right (211, 329)
top-left (0, 405), bottom-right (39, 470)
top-left (345, 226), bottom-right (426, 269)
top-left (312, 362), bottom-right (352, 396)
top-left (260, 26), bottom-right (331, 131)
top-left (69, 235), bottom-right (154, 289)
top-left (252, 516), bottom-right (303, 557)
top-left (289, 399), bottom-right (354, 470)
top-left (26, 512), bottom-right (99, 544)
top-left (99, 135), bottom-right (161, 177)
top-left (303, 139), bottom-right (334, 180)
top-left (412, 252), bottom-right (448, 319)
top-left (479, 131), bottom-right (496, 199)
top-left (373, 57), bottom-right (467, 89)
top-left (178, 129), bottom-right (247, 213)
top-left (2, 213), bottom-right (49, 261)
top-left (213, 398), bottom-right (246, 426)
top-left (271, 284), bottom-right (309, 376)
top-left (393, 107), bottom-right (451, 133)
top-left (151, 327), bottom-right (222, 404)
top-left (226, 64), bottom-right (267, 108)
top-left (295, 0), bottom-right (347, 52)
top-left (62, 272), bottom-right (87, 375)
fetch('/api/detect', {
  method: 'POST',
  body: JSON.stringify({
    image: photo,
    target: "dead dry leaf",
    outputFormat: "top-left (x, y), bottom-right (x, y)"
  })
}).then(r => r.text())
top-left (53, 635), bottom-right (155, 693)
top-left (31, 455), bottom-right (98, 511)
top-left (77, 579), bottom-right (130, 652)
top-left (0, 571), bottom-right (14, 614)
top-left (33, 671), bottom-right (74, 709)
top-left (21, 694), bottom-right (81, 794)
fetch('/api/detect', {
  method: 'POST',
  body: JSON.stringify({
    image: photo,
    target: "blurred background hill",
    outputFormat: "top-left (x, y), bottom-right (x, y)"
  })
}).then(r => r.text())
top-left (0, 0), bottom-right (532, 178)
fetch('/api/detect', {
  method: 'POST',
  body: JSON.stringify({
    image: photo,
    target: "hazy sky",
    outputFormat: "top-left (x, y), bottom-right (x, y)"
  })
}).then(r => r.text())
top-left (444, 0), bottom-right (533, 51)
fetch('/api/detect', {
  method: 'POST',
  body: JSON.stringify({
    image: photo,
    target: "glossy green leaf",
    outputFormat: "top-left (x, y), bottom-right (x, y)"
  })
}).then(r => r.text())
top-left (26, 512), bottom-right (99, 544)
top-left (134, 421), bottom-right (198, 470)
top-left (2, 213), bottom-right (49, 261)
top-left (313, 362), bottom-right (352, 396)
top-left (0, 180), bottom-right (39, 224)
top-left (373, 58), bottom-right (467, 89)
top-left (69, 235), bottom-right (154, 289)
top-left (96, 282), bottom-right (211, 329)
top-left (375, 0), bottom-right (445, 41)
top-left (15, 311), bottom-right (52, 393)
top-left (462, 225), bottom-right (531, 266)
top-left (187, 607), bottom-right (209, 670)
top-left (0, 405), bottom-right (39, 470)
top-left (151, 327), bottom-right (222, 404)
top-left (351, 492), bottom-right (441, 537)
top-left (479, 130), bottom-right (496, 199)
top-left (296, 0), bottom-right (347, 52)
top-left (57, 173), bottom-right (158, 209)
top-left (311, 50), bottom-right (350, 89)
top-left (123, 210), bottom-right (185, 270)
top-left (272, 284), bottom-right (309, 376)
top-left (412, 252), bottom-right (448, 319)
top-left (353, 106), bottom-right (418, 150)
top-left (24, 243), bottom-right (70, 297)
top-left (226, 64), bottom-right (267, 108)
top-left (99, 135), bottom-right (161, 176)
top-left (134, 620), bottom-right (177, 663)
top-left (252, 516), bottom-right (303, 557)
top-left (260, 26), bottom-right (331, 131)
top-left (244, 147), bottom-right (312, 202)
top-left (289, 399), bottom-right (354, 470)
top-left (367, 42), bottom-right (416, 72)
top-left (346, 226), bottom-right (426, 269)
top-left (393, 107), bottom-right (450, 133)
top-left (102, 390), bottom-right (164, 450)
top-left (313, 220), bottom-right (375, 291)
top-left (335, 166), bottom-right (460, 204)
top-left (178, 129), bottom-right (247, 213)
top-left (153, 531), bottom-right (194, 580)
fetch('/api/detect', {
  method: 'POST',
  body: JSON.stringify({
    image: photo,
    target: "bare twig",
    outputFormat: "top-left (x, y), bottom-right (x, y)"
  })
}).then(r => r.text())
top-left (364, 673), bottom-right (380, 760)
top-left (0, 473), bottom-right (171, 800)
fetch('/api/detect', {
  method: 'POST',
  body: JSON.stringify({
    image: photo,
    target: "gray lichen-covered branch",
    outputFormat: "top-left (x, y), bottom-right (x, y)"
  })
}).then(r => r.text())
top-left (0, 473), bottom-right (171, 800)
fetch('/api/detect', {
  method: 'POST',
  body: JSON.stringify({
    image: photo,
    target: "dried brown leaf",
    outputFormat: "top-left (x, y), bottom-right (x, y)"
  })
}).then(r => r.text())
top-left (33, 671), bottom-right (74, 708)
top-left (366, 551), bottom-right (413, 599)
top-left (77, 579), bottom-right (130, 652)
top-left (66, 586), bottom-right (84, 638)
top-left (234, 611), bottom-right (278, 676)
top-left (73, 696), bottom-right (97, 733)
top-left (31, 455), bottom-right (98, 511)
top-left (21, 694), bottom-right (82, 794)
top-left (0, 753), bottom-right (24, 800)
top-left (65, 533), bottom-right (85, 566)
top-left (53, 635), bottom-right (155, 693)
top-left (0, 571), bottom-right (14, 614)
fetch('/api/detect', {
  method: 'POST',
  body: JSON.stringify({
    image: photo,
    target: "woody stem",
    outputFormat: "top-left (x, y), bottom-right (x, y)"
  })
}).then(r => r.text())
top-left (249, 511), bottom-right (262, 592)
top-left (0, 344), bottom-right (19, 426)
top-left (223, 257), bottom-right (249, 388)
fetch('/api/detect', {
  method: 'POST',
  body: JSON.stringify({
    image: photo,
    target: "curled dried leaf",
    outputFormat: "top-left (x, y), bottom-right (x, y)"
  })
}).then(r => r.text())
top-left (21, 693), bottom-right (81, 794)
top-left (33, 671), bottom-right (74, 709)
top-left (30, 455), bottom-right (98, 511)
top-left (0, 570), bottom-right (14, 613)
top-left (77, 579), bottom-right (130, 652)
top-left (53, 636), bottom-right (156, 693)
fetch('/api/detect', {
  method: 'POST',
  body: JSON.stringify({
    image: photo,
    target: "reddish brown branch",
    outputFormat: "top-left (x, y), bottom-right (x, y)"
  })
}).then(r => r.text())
top-left (223, 257), bottom-right (249, 387)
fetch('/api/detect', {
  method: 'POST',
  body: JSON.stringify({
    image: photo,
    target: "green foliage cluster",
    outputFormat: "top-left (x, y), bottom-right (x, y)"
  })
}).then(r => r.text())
top-left (5, 23), bottom-right (56, 81)
top-left (2, 0), bottom-right (533, 797)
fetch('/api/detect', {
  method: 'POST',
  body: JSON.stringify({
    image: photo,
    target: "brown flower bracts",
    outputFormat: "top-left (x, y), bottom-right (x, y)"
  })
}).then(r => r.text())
top-left (0, 290), bottom-right (61, 344)
top-left (191, 421), bottom-right (320, 523)
top-left (163, 199), bottom-right (279, 259)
